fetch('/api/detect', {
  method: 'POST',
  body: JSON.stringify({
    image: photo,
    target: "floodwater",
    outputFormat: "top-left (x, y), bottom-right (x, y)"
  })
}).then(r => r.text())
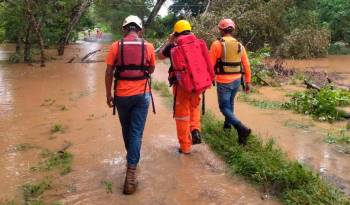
top-left (0, 43), bottom-right (280, 204)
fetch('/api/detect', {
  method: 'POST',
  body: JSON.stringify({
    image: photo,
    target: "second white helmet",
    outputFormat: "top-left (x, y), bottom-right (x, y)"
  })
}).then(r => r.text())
top-left (123, 15), bottom-right (143, 29)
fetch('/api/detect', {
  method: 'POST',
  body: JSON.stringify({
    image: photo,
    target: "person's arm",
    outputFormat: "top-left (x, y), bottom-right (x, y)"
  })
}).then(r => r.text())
top-left (148, 43), bottom-right (156, 73)
top-left (105, 65), bottom-right (115, 107)
top-left (209, 41), bottom-right (221, 74)
top-left (105, 42), bottom-right (118, 107)
top-left (241, 47), bottom-right (252, 93)
top-left (157, 33), bottom-right (175, 59)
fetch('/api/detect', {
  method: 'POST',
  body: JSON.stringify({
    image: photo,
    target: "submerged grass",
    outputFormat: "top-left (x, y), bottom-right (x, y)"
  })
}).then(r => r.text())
top-left (31, 150), bottom-right (73, 175)
top-left (22, 178), bottom-right (51, 205)
top-left (50, 124), bottom-right (64, 134)
top-left (238, 94), bottom-right (284, 110)
top-left (101, 180), bottom-right (113, 194)
top-left (201, 112), bottom-right (350, 204)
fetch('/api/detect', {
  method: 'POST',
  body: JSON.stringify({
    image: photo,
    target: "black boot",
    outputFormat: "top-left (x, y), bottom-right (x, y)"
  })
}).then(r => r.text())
top-left (191, 129), bottom-right (202, 145)
top-left (223, 122), bottom-right (232, 129)
top-left (234, 124), bottom-right (251, 146)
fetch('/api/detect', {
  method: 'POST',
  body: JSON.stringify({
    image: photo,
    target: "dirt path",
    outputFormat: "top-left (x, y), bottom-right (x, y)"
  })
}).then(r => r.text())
top-left (0, 42), bottom-right (280, 204)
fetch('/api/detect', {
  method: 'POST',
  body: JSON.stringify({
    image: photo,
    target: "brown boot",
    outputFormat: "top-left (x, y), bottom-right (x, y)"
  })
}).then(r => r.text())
top-left (123, 165), bottom-right (138, 195)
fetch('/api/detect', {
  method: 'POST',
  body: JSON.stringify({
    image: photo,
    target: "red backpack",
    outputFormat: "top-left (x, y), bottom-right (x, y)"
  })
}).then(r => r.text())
top-left (170, 34), bottom-right (214, 94)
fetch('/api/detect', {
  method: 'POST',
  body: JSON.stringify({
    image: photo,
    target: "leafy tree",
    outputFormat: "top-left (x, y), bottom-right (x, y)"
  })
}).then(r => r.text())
top-left (169, 0), bottom-right (208, 17)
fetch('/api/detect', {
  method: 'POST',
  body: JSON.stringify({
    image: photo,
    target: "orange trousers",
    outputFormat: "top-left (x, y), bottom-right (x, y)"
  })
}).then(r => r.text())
top-left (173, 86), bottom-right (201, 153)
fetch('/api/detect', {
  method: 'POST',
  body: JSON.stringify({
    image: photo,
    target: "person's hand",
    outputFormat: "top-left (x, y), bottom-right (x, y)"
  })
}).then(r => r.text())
top-left (168, 33), bottom-right (176, 43)
top-left (106, 94), bottom-right (114, 108)
top-left (245, 83), bottom-right (251, 94)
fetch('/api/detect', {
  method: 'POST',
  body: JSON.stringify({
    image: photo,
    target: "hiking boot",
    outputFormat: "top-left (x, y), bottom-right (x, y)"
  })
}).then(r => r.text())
top-left (234, 124), bottom-right (251, 146)
top-left (178, 148), bottom-right (191, 155)
top-left (123, 165), bottom-right (138, 195)
top-left (191, 129), bottom-right (202, 145)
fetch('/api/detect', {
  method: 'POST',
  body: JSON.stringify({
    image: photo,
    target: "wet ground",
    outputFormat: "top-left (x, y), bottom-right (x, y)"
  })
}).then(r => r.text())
top-left (1, 42), bottom-right (350, 204)
top-left (0, 42), bottom-right (280, 204)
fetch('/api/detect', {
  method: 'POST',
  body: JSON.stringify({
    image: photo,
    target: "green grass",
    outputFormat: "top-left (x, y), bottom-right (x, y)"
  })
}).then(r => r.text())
top-left (152, 81), bottom-right (173, 106)
top-left (31, 150), bottom-right (73, 175)
top-left (22, 178), bottom-right (51, 205)
top-left (238, 94), bottom-right (284, 110)
top-left (282, 87), bottom-right (350, 122)
top-left (50, 124), bottom-right (64, 134)
top-left (325, 129), bottom-right (350, 145)
top-left (201, 112), bottom-right (350, 204)
top-left (101, 180), bottom-right (113, 194)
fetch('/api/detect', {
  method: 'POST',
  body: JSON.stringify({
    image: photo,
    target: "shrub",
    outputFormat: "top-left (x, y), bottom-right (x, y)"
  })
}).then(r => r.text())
top-left (277, 27), bottom-right (331, 59)
top-left (282, 87), bottom-right (350, 121)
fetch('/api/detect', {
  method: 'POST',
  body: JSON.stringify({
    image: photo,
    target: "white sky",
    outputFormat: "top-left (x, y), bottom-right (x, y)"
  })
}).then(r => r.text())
top-left (158, 0), bottom-right (173, 17)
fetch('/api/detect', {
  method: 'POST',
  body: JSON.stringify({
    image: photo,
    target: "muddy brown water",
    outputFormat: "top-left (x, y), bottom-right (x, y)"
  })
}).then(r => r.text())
top-left (0, 42), bottom-right (279, 204)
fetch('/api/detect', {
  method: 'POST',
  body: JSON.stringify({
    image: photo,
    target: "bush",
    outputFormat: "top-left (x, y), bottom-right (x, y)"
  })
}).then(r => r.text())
top-left (282, 87), bottom-right (350, 121)
top-left (277, 27), bottom-right (331, 59)
top-left (8, 53), bottom-right (21, 64)
top-left (329, 42), bottom-right (350, 55)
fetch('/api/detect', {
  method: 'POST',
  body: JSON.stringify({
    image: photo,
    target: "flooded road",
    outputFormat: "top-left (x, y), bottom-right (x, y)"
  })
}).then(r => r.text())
top-left (0, 43), bottom-right (279, 204)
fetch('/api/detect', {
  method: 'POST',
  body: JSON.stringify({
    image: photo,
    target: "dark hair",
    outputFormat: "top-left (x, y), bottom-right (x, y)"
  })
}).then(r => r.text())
top-left (174, 30), bottom-right (191, 37)
top-left (123, 22), bottom-right (141, 32)
top-left (222, 27), bottom-right (234, 34)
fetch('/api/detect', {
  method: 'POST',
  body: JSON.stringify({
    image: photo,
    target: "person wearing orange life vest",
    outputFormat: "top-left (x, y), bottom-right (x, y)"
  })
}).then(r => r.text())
top-left (158, 20), bottom-right (214, 154)
top-left (105, 15), bottom-right (156, 195)
top-left (209, 18), bottom-right (252, 145)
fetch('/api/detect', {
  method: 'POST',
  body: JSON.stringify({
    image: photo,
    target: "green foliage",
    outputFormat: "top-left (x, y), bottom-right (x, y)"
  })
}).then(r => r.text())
top-left (282, 87), bottom-right (350, 121)
top-left (192, 0), bottom-right (335, 58)
top-left (329, 42), bottom-right (350, 55)
top-left (8, 53), bottom-right (21, 64)
top-left (317, 0), bottom-right (350, 44)
top-left (277, 27), bottom-right (330, 59)
top-left (170, 0), bottom-right (208, 17)
top-left (50, 124), bottom-right (64, 134)
top-left (101, 180), bottom-right (113, 194)
top-left (22, 178), bottom-right (51, 204)
top-left (325, 129), bottom-right (350, 145)
top-left (31, 150), bottom-right (73, 175)
top-left (152, 81), bottom-right (173, 107)
top-left (201, 112), bottom-right (350, 204)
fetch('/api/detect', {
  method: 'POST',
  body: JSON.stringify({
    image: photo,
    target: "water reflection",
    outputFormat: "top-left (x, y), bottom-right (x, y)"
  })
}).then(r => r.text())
top-left (0, 66), bottom-right (13, 117)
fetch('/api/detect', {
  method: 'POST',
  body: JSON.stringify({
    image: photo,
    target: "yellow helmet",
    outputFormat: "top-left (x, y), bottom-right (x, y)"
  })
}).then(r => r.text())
top-left (173, 20), bottom-right (192, 33)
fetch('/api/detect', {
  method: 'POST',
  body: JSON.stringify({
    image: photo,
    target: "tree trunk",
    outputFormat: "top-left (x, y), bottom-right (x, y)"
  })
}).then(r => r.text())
top-left (25, 0), bottom-right (45, 67)
top-left (57, 0), bottom-right (92, 56)
top-left (144, 0), bottom-right (166, 28)
top-left (15, 36), bottom-right (21, 54)
top-left (24, 24), bottom-right (31, 63)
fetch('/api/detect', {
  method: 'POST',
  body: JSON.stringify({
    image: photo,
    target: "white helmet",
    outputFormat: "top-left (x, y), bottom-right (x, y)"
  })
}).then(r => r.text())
top-left (122, 15), bottom-right (143, 29)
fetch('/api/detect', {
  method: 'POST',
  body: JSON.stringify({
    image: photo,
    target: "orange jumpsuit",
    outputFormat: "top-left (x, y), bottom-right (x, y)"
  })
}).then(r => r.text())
top-left (173, 85), bottom-right (201, 153)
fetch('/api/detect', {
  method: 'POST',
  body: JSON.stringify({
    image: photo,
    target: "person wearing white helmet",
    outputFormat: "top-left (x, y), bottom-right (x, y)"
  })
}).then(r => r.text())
top-left (105, 15), bottom-right (156, 195)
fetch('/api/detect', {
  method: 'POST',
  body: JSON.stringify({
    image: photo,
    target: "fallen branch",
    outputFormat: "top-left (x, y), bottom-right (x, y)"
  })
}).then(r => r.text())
top-left (66, 54), bottom-right (79, 63)
top-left (57, 141), bottom-right (72, 154)
top-left (304, 80), bottom-right (321, 91)
top-left (81, 49), bottom-right (101, 62)
top-left (83, 60), bottom-right (105, 63)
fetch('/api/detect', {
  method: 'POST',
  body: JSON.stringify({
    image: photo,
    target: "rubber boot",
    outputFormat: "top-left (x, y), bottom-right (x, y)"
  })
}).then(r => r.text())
top-left (234, 124), bottom-right (251, 146)
top-left (191, 129), bottom-right (202, 145)
top-left (123, 165), bottom-right (138, 195)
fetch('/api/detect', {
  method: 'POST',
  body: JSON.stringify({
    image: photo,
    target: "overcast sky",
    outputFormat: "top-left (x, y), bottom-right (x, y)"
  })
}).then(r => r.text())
top-left (158, 0), bottom-right (173, 17)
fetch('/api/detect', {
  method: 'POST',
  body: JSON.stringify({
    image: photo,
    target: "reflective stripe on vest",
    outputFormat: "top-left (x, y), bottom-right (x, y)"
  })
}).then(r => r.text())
top-left (215, 36), bottom-right (243, 75)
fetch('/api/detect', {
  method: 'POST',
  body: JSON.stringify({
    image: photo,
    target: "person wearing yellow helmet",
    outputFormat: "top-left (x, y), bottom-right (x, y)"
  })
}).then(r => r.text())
top-left (158, 20), bottom-right (214, 154)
